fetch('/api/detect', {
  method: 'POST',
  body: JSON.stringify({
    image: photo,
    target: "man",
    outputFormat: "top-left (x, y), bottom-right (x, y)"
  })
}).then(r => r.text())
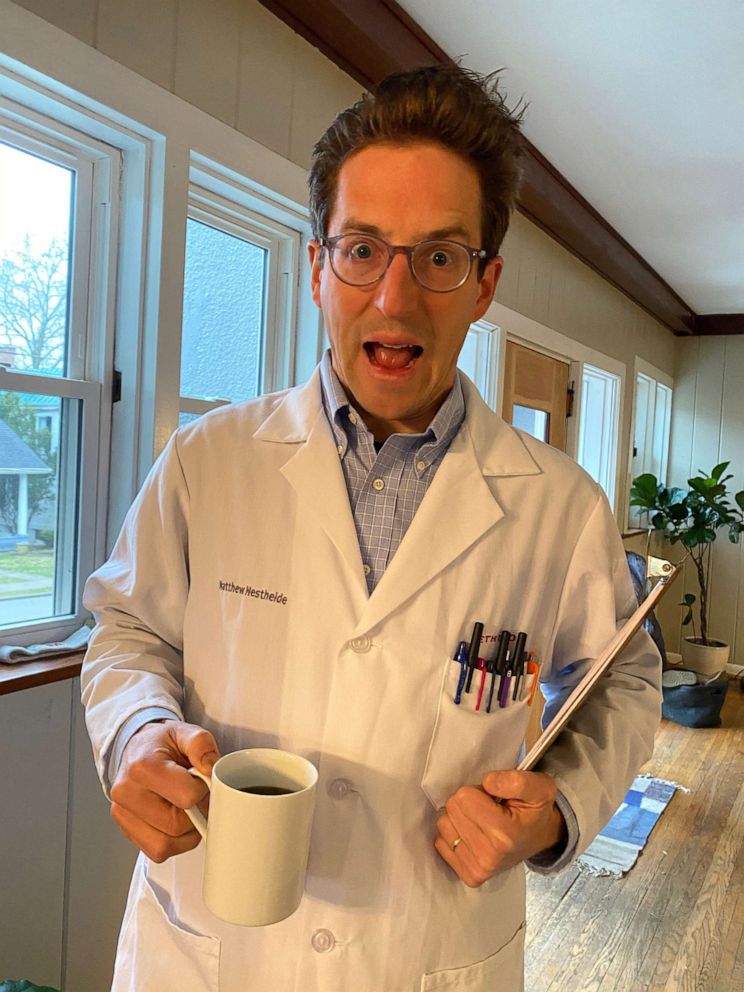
top-left (82, 65), bottom-right (661, 991)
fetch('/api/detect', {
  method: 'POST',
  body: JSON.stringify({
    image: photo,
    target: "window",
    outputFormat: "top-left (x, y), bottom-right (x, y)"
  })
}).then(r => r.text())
top-left (628, 361), bottom-right (673, 527)
top-left (1, 27), bottom-right (323, 644)
top-left (0, 104), bottom-right (111, 642)
top-left (179, 167), bottom-right (303, 424)
top-left (576, 364), bottom-right (621, 509)
top-left (457, 320), bottom-right (501, 409)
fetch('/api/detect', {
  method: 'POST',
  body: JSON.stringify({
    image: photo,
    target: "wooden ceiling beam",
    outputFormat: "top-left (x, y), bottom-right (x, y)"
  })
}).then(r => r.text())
top-left (259, 0), bottom-right (740, 336)
top-left (695, 314), bottom-right (744, 336)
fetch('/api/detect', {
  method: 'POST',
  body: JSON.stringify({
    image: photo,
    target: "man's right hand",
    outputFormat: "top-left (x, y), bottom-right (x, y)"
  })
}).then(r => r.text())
top-left (110, 720), bottom-right (221, 863)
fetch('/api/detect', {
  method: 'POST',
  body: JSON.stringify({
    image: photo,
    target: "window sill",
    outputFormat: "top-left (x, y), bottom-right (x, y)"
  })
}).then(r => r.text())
top-left (0, 649), bottom-right (84, 696)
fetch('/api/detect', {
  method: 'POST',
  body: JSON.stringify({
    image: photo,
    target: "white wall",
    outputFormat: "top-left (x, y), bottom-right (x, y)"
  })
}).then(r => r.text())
top-left (0, 679), bottom-right (138, 990)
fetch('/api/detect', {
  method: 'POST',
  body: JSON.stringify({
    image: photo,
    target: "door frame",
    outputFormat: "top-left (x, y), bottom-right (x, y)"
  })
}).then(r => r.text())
top-left (484, 298), bottom-right (627, 519)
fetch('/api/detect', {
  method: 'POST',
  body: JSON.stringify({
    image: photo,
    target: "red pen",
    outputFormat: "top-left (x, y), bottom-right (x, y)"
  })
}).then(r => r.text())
top-left (475, 659), bottom-right (487, 711)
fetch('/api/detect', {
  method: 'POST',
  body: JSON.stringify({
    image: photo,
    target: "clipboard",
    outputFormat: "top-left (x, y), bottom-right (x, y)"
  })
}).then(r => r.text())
top-left (518, 556), bottom-right (680, 772)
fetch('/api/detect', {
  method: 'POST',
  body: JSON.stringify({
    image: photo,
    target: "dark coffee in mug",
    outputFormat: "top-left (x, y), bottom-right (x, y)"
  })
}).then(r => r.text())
top-left (238, 784), bottom-right (296, 795)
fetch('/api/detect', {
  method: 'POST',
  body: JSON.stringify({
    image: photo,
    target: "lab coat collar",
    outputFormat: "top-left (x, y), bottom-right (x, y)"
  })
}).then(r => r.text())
top-left (255, 366), bottom-right (544, 632)
top-left (252, 368), bottom-right (324, 444)
top-left (253, 367), bottom-right (542, 480)
top-left (353, 379), bottom-right (543, 634)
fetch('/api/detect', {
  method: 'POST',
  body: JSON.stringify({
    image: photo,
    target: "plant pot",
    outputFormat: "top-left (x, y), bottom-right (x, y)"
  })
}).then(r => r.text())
top-left (680, 637), bottom-right (730, 677)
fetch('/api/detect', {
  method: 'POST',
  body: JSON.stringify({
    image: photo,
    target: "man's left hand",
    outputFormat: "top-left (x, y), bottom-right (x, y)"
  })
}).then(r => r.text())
top-left (435, 770), bottom-right (567, 887)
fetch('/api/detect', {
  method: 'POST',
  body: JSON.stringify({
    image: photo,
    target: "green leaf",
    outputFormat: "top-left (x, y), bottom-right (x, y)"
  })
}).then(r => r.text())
top-left (0, 983), bottom-right (61, 992)
top-left (667, 503), bottom-right (689, 521)
top-left (711, 461), bottom-right (730, 481)
top-left (736, 491), bottom-right (744, 512)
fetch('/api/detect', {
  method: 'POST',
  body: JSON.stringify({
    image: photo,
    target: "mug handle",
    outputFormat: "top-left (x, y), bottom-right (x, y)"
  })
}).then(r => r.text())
top-left (184, 767), bottom-right (212, 839)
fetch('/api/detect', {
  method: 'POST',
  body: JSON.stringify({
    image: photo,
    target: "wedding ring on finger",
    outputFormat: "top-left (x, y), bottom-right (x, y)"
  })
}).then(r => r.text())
top-left (451, 837), bottom-right (463, 852)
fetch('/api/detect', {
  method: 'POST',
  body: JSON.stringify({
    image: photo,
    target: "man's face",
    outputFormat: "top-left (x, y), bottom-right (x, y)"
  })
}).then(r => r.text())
top-left (309, 142), bottom-right (502, 440)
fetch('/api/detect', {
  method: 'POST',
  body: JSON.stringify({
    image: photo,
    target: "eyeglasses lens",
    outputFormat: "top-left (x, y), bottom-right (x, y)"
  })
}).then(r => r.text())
top-left (329, 235), bottom-right (471, 291)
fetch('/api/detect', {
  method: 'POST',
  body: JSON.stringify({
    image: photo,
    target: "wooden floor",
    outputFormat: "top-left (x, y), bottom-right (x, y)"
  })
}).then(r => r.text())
top-left (525, 677), bottom-right (744, 992)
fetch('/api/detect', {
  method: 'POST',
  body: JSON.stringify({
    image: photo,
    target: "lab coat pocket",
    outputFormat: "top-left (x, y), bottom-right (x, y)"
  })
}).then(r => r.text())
top-left (112, 863), bottom-right (220, 992)
top-left (421, 657), bottom-right (531, 810)
top-left (421, 920), bottom-right (525, 990)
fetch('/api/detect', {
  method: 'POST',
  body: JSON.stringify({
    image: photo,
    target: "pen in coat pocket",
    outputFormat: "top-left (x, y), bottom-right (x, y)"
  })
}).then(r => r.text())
top-left (453, 640), bottom-right (468, 704)
top-left (526, 655), bottom-right (540, 705)
top-left (464, 621), bottom-right (484, 693)
top-left (486, 630), bottom-right (511, 713)
top-left (512, 631), bottom-right (528, 702)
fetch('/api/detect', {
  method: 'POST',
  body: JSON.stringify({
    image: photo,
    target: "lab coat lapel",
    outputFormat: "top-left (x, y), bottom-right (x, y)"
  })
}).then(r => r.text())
top-left (255, 371), bottom-right (368, 604)
top-left (354, 378), bottom-right (542, 635)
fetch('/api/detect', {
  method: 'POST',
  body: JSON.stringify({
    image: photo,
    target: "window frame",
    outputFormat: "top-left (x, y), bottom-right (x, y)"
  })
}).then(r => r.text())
top-left (576, 363), bottom-right (622, 511)
top-left (458, 319), bottom-right (502, 410)
top-left (0, 367), bottom-right (101, 643)
top-left (0, 99), bottom-right (117, 645)
top-left (179, 180), bottom-right (302, 418)
top-left (626, 357), bottom-right (674, 529)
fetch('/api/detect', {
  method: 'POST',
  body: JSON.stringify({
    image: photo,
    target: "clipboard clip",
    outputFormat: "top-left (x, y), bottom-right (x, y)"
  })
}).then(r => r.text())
top-left (647, 555), bottom-right (675, 580)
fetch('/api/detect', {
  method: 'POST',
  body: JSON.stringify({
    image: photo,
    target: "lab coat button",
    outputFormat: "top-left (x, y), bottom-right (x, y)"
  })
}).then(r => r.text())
top-left (311, 928), bottom-right (335, 953)
top-left (328, 777), bottom-right (352, 799)
top-left (349, 635), bottom-right (371, 653)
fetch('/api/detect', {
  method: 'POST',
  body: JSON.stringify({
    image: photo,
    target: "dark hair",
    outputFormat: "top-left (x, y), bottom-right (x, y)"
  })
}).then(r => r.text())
top-left (308, 64), bottom-right (526, 260)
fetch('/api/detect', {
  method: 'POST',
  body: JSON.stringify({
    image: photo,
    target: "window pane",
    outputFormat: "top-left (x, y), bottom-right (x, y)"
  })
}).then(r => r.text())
top-left (180, 219), bottom-right (267, 405)
top-left (457, 331), bottom-right (477, 384)
top-left (652, 382), bottom-right (672, 481)
top-left (633, 374), bottom-right (651, 473)
top-left (0, 142), bottom-right (73, 377)
top-left (577, 366), bottom-right (619, 508)
top-left (513, 404), bottom-right (549, 442)
top-left (0, 390), bottom-right (80, 627)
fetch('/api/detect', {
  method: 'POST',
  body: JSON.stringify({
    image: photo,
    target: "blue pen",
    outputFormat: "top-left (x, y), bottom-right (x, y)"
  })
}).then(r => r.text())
top-left (454, 640), bottom-right (469, 704)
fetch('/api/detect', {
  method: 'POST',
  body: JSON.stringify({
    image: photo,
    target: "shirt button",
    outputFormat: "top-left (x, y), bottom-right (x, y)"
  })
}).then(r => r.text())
top-left (416, 460), bottom-right (426, 471)
top-left (311, 928), bottom-right (335, 953)
top-left (372, 478), bottom-right (385, 491)
top-left (337, 444), bottom-right (343, 455)
top-left (328, 777), bottom-right (353, 799)
top-left (349, 635), bottom-right (371, 653)
top-left (363, 563), bottom-right (371, 576)
top-left (348, 412), bottom-right (358, 425)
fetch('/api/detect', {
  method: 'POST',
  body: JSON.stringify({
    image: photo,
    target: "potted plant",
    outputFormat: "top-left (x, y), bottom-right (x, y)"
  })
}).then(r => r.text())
top-left (629, 461), bottom-right (744, 675)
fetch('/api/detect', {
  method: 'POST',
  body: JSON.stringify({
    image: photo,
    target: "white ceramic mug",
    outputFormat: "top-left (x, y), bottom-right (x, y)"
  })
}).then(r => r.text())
top-left (185, 748), bottom-right (318, 926)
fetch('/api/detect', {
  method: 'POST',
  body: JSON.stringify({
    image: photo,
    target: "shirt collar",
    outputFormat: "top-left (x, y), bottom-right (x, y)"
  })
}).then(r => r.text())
top-left (319, 349), bottom-right (465, 462)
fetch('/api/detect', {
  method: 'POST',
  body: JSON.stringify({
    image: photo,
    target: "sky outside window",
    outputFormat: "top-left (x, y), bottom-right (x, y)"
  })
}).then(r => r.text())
top-left (0, 141), bottom-right (73, 376)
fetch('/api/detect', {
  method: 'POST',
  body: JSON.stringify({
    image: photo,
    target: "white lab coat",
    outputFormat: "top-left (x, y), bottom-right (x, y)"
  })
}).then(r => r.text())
top-left (82, 368), bottom-right (661, 992)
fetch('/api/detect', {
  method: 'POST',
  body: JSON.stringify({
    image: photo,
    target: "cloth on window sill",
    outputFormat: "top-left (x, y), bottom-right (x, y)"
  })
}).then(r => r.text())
top-left (0, 623), bottom-right (91, 663)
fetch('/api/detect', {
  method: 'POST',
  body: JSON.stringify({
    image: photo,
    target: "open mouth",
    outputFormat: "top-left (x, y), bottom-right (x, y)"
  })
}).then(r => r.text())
top-left (364, 342), bottom-right (423, 371)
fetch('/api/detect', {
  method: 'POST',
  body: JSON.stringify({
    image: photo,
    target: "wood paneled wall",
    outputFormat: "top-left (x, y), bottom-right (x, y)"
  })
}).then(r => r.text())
top-left (11, 0), bottom-right (676, 382)
top-left (11, 0), bottom-right (361, 170)
top-left (666, 336), bottom-right (744, 662)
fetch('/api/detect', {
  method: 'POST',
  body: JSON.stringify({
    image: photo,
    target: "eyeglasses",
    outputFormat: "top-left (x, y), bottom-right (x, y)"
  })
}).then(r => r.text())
top-left (319, 233), bottom-right (487, 293)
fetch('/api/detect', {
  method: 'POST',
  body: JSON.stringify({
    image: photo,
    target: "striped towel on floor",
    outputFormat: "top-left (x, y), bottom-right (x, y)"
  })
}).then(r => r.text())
top-left (576, 775), bottom-right (687, 877)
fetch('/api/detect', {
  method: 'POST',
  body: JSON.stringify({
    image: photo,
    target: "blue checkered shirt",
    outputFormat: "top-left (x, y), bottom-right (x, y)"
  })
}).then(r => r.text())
top-left (319, 350), bottom-right (465, 594)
